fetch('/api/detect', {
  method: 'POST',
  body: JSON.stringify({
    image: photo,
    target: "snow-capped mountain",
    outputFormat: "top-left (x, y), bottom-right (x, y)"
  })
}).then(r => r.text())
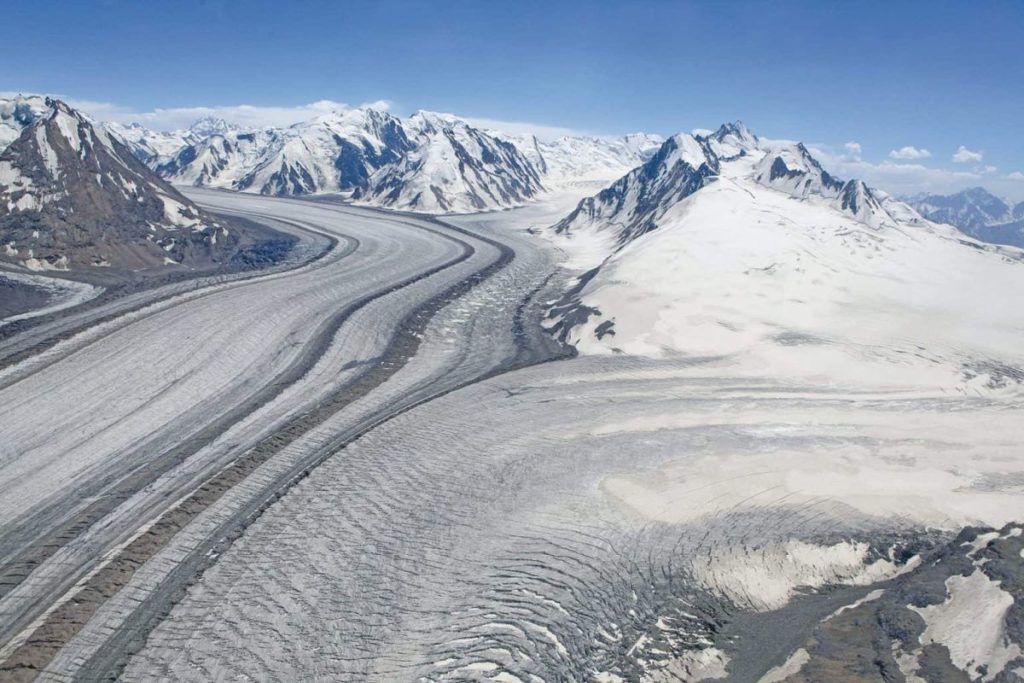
top-left (0, 99), bottom-right (236, 271)
top-left (547, 122), bottom-right (1024, 394)
top-left (353, 111), bottom-right (544, 213)
top-left (753, 140), bottom-right (901, 229)
top-left (159, 108), bottom-right (414, 197)
top-left (907, 187), bottom-right (1024, 249)
top-left (104, 117), bottom-right (234, 165)
top-left (146, 107), bottom-right (543, 212)
top-left (93, 104), bottom-right (661, 214)
top-left (553, 133), bottom-right (720, 245)
top-left (504, 132), bottom-right (663, 184)
top-left (0, 95), bottom-right (51, 150)
top-left (554, 122), bottom-right (910, 249)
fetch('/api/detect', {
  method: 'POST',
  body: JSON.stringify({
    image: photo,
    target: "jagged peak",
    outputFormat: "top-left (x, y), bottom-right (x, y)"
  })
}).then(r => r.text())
top-left (188, 115), bottom-right (236, 135)
top-left (405, 110), bottom-right (470, 135)
top-left (44, 98), bottom-right (82, 119)
top-left (702, 120), bottom-right (759, 159)
top-left (711, 120), bottom-right (755, 141)
top-left (660, 133), bottom-right (716, 170)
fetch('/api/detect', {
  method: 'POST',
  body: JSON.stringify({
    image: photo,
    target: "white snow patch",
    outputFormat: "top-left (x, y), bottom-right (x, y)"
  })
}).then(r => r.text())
top-left (689, 539), bottom-right (904, 612)
top-left (910, 569), bottom-right (1022, 681)
top-left (35, 126), bottom-right (61, 177)
top-left (826, 588), bottom-right (886, 620)
top-left (758, 648), bottom-right (810, 682)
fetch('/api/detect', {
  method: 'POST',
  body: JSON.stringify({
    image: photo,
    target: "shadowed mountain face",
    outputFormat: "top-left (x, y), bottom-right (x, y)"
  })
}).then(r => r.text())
top-left (0, 100), bottom-right (245, 273)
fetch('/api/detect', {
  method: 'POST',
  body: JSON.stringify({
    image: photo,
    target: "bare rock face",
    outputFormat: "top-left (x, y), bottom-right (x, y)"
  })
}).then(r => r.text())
top-left (0, 99), bottom-right (238, 273)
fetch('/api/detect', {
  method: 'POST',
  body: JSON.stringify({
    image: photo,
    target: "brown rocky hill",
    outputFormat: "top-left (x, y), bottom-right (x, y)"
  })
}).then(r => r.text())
top-left (0, 99), bottom-right (258, 273)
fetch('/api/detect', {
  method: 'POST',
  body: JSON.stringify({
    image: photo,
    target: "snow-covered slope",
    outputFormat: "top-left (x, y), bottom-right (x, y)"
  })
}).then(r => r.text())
top-left (0, 95), bottom-right (50, 150)
top-left (0, 99), bottom-right (235, 271)
top-left (907, 187), bottom-right (1024, 249)
top-left (548, 124), bottom-right (1024, 392)
top-left (353, 111), bottom-right (544, 213)
top-left (505, 132), bottom-right (663, 184)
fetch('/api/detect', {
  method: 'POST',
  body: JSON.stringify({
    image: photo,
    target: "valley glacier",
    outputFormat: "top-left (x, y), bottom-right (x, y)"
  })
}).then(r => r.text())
top-left (1, 109), bottom-right (1023, 683)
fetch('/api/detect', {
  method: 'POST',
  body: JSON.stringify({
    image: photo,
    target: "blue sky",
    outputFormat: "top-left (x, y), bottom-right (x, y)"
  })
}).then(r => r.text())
top-left (5, 0), bottom-right (1023, 199)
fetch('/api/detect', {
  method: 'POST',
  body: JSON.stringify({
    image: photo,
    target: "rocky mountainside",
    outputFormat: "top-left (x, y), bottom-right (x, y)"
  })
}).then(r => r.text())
top-left (907, 186), bottom-right (1024, 248)
top-left (0, 99), bottom-right (243, 272)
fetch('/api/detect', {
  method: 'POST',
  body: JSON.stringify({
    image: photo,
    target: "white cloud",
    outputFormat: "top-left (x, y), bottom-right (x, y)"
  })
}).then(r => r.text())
top-left (952, 145), bottom-right (983, 163)
top-left (889, 145), bottom-right (931, 160)
top-left (843, 141), bottom-right (862, 159)
top-left (804, 148), bottom-right (1024, 201)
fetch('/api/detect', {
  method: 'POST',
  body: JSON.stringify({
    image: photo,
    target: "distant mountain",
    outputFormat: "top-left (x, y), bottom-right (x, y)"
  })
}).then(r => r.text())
top-left (0, 99), bottom-right (243, 272)
top-left (104, 117), bottom-right (233, 165)
top-left (145, 107), bottom-right (543, 212)
top-left (353, 111), bottom-right (544, 213)
top-left (503, 132), bottom-right (663, 184)
top-left (91, 104), bottom-right (664, 214)
top-left (158, 108), bottom-right (414, 197)
top-left (906, 187), bottom-right (1024, 249)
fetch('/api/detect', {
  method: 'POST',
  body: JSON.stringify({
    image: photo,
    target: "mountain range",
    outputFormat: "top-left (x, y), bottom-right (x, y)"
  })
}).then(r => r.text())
top-left (906, 186), bottom-right (1024, 249)
top-left (105, 106), bottom-right (662, 214)
top-left (3, 93), bottom-right (1023, 277)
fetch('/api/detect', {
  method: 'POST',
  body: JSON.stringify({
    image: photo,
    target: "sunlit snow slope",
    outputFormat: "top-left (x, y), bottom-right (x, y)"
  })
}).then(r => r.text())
top-left (550, 123), bottom-right (1024, 393)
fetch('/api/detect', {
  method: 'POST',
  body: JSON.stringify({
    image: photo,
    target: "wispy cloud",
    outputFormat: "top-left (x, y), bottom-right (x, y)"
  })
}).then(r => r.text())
top-left (952, 145), bottom-right (983, 163)
top-left (843, 141), bottom-right (862, 159)
top-left (1009, 171), bottom-right (1024, 181)
top-left (889, 145), bottom-right (931, 160)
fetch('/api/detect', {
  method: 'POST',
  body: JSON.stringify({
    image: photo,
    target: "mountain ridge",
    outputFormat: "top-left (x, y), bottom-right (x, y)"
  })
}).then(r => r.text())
top-left (0, 99), bottom-right (248, 273)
